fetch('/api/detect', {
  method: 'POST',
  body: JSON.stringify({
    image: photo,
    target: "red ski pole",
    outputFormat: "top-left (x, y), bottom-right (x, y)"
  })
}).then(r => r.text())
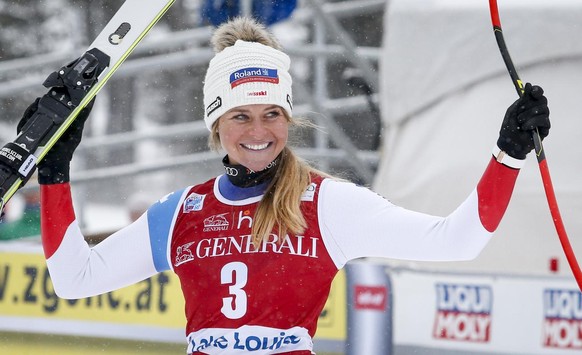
top-left (489, 0), bottom-right (582, 291)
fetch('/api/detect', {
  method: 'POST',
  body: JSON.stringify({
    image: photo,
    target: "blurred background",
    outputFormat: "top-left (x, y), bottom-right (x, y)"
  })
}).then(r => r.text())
top-left (0, 0), bottom-right (384, 236)
top-left (2, 0), bottom-right (582, 354)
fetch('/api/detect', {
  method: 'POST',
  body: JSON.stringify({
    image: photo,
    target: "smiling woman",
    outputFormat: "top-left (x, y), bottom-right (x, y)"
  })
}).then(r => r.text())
top-left (26, 15), bottom-right (552, 355)
top-left (216, 104), bottom-right (289, 173)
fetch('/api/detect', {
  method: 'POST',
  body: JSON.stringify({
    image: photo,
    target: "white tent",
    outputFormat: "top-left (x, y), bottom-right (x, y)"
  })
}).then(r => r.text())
top-left (374, 0), bottom-right (582, 276)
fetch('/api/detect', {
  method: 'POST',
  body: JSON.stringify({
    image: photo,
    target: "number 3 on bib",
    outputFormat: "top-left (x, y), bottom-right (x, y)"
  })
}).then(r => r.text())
top-left (221, 262), bottom-right (248, 319)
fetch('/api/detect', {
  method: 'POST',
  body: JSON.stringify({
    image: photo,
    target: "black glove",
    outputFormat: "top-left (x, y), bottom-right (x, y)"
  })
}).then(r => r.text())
top-left (17, 96), bottom-right (95, 184)
top-left (497, 83), bottom-right (550, 160)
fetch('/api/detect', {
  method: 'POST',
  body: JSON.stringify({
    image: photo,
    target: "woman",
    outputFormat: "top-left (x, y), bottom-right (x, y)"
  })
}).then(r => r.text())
top-left (26, 17), bottom-right (550, 355)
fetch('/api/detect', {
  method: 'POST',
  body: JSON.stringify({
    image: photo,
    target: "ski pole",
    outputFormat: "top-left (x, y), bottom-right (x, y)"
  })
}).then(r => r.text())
top-left (489, 0), bottom-right (582, 291)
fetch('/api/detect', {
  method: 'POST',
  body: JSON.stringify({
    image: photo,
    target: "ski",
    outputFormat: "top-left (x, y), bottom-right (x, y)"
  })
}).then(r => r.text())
top-left (0, 0), bottom-right (175, 216)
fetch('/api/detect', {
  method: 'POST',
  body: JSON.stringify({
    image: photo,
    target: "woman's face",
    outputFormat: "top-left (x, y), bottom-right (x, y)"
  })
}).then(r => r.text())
top-left (217, 104), bottom-right (289, 172)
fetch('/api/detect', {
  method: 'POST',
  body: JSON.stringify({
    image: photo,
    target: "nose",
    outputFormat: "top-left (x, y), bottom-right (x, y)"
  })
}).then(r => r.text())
top-left (247, 119), bottom-right (269, 138)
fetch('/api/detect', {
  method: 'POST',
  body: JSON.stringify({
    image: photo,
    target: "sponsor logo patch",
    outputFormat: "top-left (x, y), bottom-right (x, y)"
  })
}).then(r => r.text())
top-left (246, 90), bottom-right (268, 97)
top-left (300, 183), bottom-right (316, 201)
top-left (230, 67), bottom-right (279, 88)
top-left (203, 213), bottom-right (230, 232)
top-left (224, 166), bottom-right (239, 176)
top-left (183, 193), bottom-right (205, 213)
top-left (175, 242), bottom-right (195, 266)
top-left (206, 96), bottom-right (222, 117)
top-left (187, 326), bottom-right (307, 353)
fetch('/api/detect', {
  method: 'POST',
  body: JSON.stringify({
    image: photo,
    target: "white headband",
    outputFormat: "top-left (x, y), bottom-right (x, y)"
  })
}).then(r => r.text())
top-left (203, 40), bottom-right (293, 131)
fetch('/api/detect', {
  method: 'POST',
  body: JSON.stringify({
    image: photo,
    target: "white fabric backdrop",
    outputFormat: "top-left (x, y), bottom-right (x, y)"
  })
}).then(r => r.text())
top-left (374, 0), bottom-right (582, 275)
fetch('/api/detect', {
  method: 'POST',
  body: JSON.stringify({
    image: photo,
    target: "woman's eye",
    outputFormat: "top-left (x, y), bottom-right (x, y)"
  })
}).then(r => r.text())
top-left (232, 114), bottom-right (248, 121)
top-left (265, 110), bottom-right (281, 119)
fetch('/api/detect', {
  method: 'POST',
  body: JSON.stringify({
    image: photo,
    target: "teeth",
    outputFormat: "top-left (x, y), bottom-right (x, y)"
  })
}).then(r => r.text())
top-left (243, 143), bottom-right (269, 150)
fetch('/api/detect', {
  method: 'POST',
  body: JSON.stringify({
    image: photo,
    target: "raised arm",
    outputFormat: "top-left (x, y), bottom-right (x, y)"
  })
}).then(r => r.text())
top-left (319, 83), bottom-right (550, 268)
top-left (17, 97), bottom-right (160, 299)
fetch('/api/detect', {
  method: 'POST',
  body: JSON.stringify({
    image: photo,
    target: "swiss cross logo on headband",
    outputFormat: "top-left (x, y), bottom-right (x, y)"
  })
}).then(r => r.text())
top-left (230, 67), bottom-right (279, 88)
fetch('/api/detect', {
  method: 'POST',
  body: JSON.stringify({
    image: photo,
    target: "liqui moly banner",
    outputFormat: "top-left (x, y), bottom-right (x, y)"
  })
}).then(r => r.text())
top-left (543, 289), bottom-right (582, 349)
top-left (433, 283), bottom-right (492, 343)
top-left (389, 267), bottom-right (581, 354)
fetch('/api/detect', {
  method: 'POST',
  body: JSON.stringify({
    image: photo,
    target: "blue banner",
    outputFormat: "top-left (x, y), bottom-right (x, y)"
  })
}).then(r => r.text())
top-left (202, 0), bottom-right (297, 26)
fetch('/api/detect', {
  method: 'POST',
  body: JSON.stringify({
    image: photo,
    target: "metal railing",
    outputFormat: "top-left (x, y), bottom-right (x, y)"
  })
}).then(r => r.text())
top-left (5, 0), bottom-right (387, 198)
